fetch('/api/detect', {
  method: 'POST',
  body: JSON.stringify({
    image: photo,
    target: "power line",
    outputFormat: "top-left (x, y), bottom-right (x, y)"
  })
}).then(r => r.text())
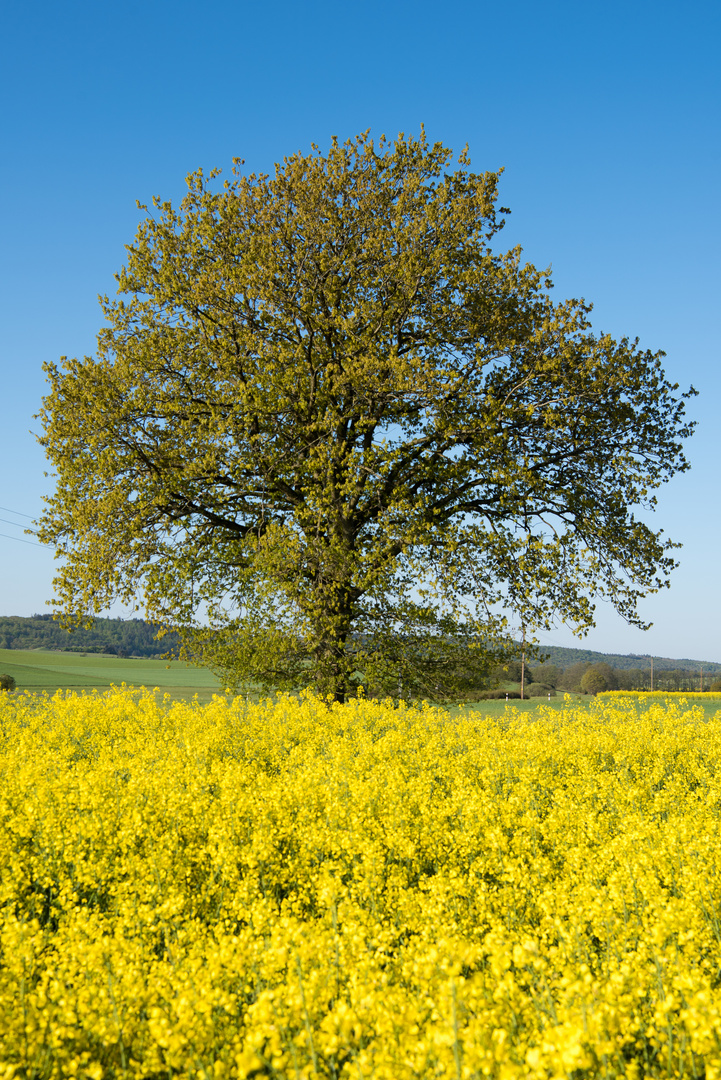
top-left (0, 531), bottom-right (46, 548)
top-left (0, 506), bottom-right (48, 548)
top-left (0, 505), bottom-right (35, 519)
top-left (0, 517), bottom-right (37, 532)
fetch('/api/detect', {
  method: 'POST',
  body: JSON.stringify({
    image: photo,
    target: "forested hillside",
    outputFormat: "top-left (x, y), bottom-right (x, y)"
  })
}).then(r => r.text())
top-left (537, 645), bottom-right (721, 674)
top-left (0, 615), bottom-right (179, 657)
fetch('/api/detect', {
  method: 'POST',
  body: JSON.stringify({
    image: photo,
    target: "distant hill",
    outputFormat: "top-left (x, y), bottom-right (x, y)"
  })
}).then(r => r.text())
top-left (532, 643), bottom-right (721, 674)
top-left (0, 615), bottom-right (180, 658)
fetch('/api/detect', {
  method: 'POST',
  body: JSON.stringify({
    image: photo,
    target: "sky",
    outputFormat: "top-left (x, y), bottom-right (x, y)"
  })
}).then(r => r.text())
top-left (1, 0), bottom-right (719, 662)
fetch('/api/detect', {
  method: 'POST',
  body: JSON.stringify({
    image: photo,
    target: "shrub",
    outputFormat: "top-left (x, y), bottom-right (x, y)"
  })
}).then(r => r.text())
top-left (0, 674), bottom-right (15, 691)
top-left (526, 683), bottom-right (556, 697)
top-left (477, 689), bottom-right (522, 700)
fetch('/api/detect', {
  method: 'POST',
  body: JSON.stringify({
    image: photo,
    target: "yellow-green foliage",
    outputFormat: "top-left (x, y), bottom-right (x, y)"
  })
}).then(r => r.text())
top-left (1, 689), bottom-right (721, 1078)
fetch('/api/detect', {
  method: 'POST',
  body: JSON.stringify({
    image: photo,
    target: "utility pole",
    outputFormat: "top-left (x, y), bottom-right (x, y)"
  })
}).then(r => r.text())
top-left (521, 625), bottom-right (526, 701)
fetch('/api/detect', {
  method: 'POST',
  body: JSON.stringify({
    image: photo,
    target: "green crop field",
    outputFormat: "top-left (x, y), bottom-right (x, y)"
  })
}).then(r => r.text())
top-left (3, 650), bottom-right (721, 719)
top-left (442, 688), bottom-right (721, 721)
top-left (0, 649), bottom-right (224, 701)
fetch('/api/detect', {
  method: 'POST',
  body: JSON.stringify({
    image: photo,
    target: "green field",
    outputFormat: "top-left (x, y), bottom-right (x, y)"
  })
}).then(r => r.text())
top-left (3, 651), bottom-right (721, 720)
top-left (459, 693), bottom-right (721, 721)
top-left (0, 649), bottom-right (224, 701)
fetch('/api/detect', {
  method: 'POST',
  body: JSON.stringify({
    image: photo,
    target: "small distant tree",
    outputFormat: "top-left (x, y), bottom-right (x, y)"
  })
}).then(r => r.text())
top-left (616, 668), bottom-right (641, 690)
top-left (533, 662), bottom-right (561, 687)
top-left (558, 662), bottom-right (592, 691)
top-left (0, 674), bottom-right (16, 692)
top-left (710, 678), bottom-right (721, 692)
top-left (580, 663), bottom-right (618, 695)
top-left (493, 659), bottom-right (519, 683)
top-left (580, 668), bottom-right (607, 695)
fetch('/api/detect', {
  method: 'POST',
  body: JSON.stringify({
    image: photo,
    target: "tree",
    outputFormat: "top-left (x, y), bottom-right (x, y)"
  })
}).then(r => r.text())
top-left (616, 667), bottom-right (642, 690)
top-left (37, 130), bottom-right (695, 702)
top-left (580, 663), bottom-right (618, 695)
top-left (532, 662), bottom-right (561, 688)
top-left (557, 662), bottom-right (591, 691)
top-left (0, 674), bottom-right (16, 692)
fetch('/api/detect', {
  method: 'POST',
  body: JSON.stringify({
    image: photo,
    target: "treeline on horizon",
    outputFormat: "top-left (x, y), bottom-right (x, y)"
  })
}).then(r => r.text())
top-left (494, 660), bottom-right (721, 699)
top-left (0, 615), bottom-right (720, 690)
top-left (0, 615), bottom-right (180, 658)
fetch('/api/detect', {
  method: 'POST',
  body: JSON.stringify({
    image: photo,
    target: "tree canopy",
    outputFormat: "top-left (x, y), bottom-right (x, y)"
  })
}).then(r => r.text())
top-left (37, 130), bottom-right (695, 701)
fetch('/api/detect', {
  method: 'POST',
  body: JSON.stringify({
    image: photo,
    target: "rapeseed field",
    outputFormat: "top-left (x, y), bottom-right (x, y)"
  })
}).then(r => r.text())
top-left (600, 692), bottom-right (721, 702)
top-left (1, 688), bottom-right (720, 1078)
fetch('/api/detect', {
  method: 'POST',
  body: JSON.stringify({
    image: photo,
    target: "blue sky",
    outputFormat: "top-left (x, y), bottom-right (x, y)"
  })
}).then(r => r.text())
top-left (1, 0), bottom-right (719, 662)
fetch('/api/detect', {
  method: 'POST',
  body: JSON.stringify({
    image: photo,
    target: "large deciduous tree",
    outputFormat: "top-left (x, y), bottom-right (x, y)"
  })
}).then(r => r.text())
top-left (37, 130), bottom-right (694, 701)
